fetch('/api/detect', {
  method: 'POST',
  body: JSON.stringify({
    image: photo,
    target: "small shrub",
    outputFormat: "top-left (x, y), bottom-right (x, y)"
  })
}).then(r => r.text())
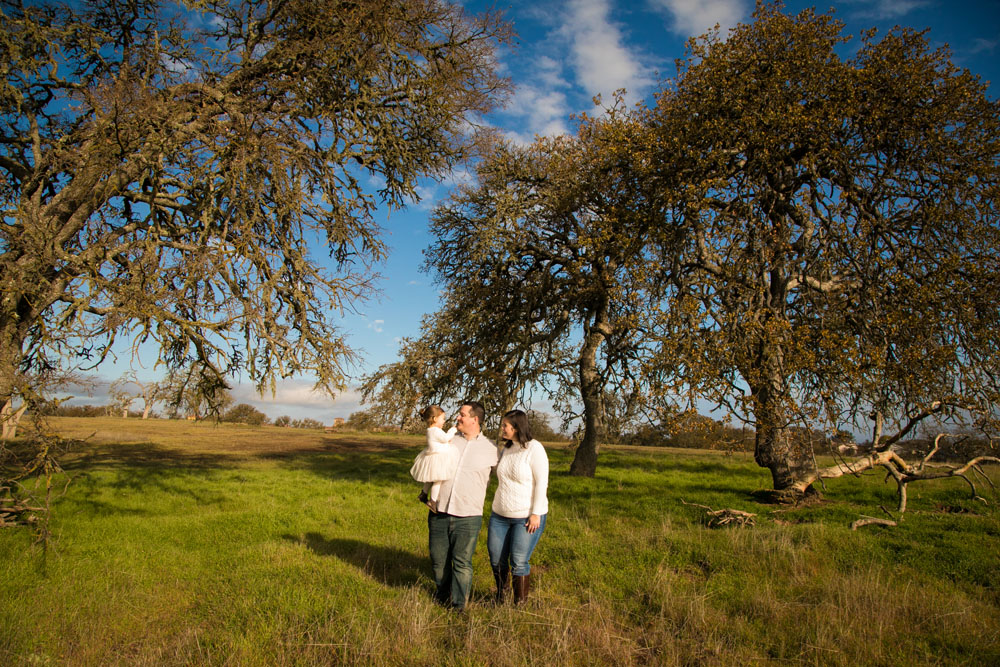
top-left (221, 404), bottom-right (269, 426)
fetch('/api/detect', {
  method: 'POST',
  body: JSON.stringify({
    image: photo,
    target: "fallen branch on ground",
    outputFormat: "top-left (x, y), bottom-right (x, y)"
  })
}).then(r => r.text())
top-left (795, 428), bottom-right (1000, 524)
top-left (681, 500), bottom-right (757, 527)
top-left (850, 516), bottom-right (897, 530)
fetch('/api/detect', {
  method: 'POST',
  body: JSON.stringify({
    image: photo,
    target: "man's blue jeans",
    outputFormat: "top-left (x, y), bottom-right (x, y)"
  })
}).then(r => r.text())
top-left (487, 512), bottom-right (546, 576)
top-left (428, 512), bottom-right (483, 609)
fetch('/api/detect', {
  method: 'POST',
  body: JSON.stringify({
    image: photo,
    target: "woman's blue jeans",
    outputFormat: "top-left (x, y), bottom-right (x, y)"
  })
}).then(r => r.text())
top-left (487, 511), bottom-right (546, 576)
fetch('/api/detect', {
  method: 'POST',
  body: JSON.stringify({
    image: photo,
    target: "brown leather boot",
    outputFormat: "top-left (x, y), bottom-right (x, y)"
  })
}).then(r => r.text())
top-left (512, 574), bottom-right (529, 604)
top-left (493, 567), bottom-right (510, 604)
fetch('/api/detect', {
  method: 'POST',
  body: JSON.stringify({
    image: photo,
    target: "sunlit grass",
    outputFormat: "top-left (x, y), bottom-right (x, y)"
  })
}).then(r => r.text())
top-left (2, 417), bottom-right (998, 665)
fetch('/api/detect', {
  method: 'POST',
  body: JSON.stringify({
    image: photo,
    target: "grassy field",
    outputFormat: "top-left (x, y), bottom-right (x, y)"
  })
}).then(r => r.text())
top-left (2, 417), bottom-right (998, 665)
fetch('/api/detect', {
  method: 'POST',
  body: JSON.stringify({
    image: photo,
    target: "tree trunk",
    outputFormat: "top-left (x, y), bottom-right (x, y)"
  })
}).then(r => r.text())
top-left (569, 310), bottom-right (610, 477)
top-left (0, 339), bottom-right (26, 440)
top-left (750, 343), bottom-right (816, 496)
top-left (2, 397), bottom-right (29, 440)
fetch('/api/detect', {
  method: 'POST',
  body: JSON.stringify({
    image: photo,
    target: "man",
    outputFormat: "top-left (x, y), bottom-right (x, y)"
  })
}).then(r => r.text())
top-left (426, 400), bottom-right (497, 610)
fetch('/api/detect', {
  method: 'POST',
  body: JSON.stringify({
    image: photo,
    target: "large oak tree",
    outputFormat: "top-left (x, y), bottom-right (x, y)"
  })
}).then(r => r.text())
top-left (364, 109), bottom-right (672, 474)
top-left (0, 0), bottom-right (511, 423)
top-left (643, 3), bottom-right (1000, 495)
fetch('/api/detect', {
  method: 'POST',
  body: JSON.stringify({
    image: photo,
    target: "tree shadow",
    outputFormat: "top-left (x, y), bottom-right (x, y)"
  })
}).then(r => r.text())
top-left (286, 532), bottom-right (429, 588)
top-left (62, 441), bottom-right (238, 471)
top-left (263, 438), bottom-right (421, 486)
top-left (60, 442), bottom-right (238, 513)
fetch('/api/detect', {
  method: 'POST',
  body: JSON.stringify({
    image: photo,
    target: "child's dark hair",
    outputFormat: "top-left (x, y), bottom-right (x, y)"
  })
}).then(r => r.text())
top-left (501, 409), bottom-right (533, 448)
top-left (420, 405), bottom-right (445, 427)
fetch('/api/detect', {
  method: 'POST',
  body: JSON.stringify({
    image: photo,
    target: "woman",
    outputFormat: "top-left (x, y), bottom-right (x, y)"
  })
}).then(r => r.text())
top-left (488, 409), bottom-right (549, 604)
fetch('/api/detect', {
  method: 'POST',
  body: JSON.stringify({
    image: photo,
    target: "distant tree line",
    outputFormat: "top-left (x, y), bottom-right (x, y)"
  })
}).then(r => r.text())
top-left (273, 416), bottom-right (325, 430)
top-left (341, 407), bottom-right (569, 442)
top-left (40, 400), bottom-right (333, 431)
top-left (41, 404), bottom-right (154, 419)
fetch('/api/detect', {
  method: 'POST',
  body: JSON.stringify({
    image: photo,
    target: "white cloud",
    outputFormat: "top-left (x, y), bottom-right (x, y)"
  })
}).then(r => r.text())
top-left (649, 0), bottom-right (747, 38)
top-left (442, 166), bottom-right (477, 188)
top-left (535, 55), bottom-right (571, 90)
top-left (234, 381), bottom-right (364, 422)
top-left (161, 54), bottom-right (195, 77)
top-left (970, 38), bottom-right (998, 55)
top-left (413, 184), bottom-right (438, 210)
top-left (503, 84), bottom-right (571, 144)
top-left (234, 381), bottom-right (337, 408)
top-left (848, 0), bottom-right (931, 20)
top-left (368, 319), bottom-right (384, 333)
top-left (56, 374), bottom-right (362, 423)
top-left (562, 0), bottom-right (654, 104)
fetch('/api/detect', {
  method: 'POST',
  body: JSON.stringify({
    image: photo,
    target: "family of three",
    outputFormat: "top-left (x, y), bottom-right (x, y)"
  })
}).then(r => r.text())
top-left (409, 401), bottom-right (549, 611)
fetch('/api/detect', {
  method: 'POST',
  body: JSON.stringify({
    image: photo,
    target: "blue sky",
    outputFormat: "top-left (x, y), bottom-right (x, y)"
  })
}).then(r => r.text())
top-left (78, 0), bottom-right (1000, 423)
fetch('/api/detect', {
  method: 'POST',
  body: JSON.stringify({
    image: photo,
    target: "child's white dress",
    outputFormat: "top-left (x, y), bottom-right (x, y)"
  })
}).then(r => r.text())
top-left (410, 426), bottom-right (459, 482)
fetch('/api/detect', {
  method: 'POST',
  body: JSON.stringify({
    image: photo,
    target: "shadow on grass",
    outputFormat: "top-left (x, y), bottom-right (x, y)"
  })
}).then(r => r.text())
top-left (286, 532), bottom-right (429, 588)
top-left (59, 442), bottom-right (238, 513)
top-left (62, 441), bottom-right (238, 470)
top-left (277, 452), bottom-right (416, 486)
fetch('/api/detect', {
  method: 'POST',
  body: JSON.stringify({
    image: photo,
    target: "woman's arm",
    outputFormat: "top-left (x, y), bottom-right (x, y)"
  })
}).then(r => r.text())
top-left (527, 441), bottom-right (549, 523)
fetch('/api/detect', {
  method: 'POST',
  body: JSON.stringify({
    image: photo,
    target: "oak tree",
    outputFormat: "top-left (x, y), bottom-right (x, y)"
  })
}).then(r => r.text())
top-left (109, 371), bottom-right (166, 419)
top-left (365, 109), bottom-right (671, 474)
top-left (0, 0), bottom-right (510, 412)
top-left (642, 3), bottom-right (1000, 496)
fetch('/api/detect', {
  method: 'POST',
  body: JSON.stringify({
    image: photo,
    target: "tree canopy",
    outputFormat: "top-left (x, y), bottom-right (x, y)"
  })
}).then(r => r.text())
top-left (0, 0), bottom-right (511, 419)
top-left (362, 107), bottom-right (671, 473)
top-left (364, 3), bottom-right (1000, 487)
top-left (643, 3), bottom-right (1000, 493)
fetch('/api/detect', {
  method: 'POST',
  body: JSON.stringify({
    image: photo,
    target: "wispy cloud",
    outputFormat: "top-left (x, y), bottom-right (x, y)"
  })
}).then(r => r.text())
top-left (845, 0), bottom-right (931, 20)
top-left (503, 84), bottom-right (571, 144)
top-left (649, 0), bottom-right (747, 38)
top-left (441, 166), bottom-right (476, 188)
top-left (970, 38), bottom-right (998, 55)
top-left (561, 0), bottom-right (654, 104)
top-left (235, 381), bottom-right (364, 421)
top-left (234, 380), bottom-right (338, 408)
top-left (413, 184), bottom-right (438, 210)
top-left (368, 319), bottom-right (384, 333)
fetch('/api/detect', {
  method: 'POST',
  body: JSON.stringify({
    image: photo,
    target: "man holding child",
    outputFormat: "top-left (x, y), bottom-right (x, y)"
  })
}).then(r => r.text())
top-left (424, 400), bottom-right (497, 611)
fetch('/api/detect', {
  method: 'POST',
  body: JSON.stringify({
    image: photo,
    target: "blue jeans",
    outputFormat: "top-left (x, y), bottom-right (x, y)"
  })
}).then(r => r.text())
top-left (487, 512), bottom-right (546, 576)
top-left (427, 512), bottom-right (483, 609)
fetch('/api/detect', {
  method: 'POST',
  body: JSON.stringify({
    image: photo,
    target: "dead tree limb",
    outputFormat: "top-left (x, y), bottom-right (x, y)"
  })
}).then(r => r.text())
top-left (851, 516), bottom-right (897, 530)
top-left (681, 500), bottom-right (757, 527)
top-left (805, 431), bottom-right (1000, 525)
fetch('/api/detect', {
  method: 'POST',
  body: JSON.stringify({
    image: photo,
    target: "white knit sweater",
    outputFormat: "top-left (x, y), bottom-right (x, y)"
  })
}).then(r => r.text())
top-left (491, 439), bottom-right (549, 517)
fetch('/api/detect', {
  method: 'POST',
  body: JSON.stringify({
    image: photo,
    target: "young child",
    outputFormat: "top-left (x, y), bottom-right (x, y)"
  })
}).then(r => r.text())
top-left (410, 405), bottom-right (459, 512)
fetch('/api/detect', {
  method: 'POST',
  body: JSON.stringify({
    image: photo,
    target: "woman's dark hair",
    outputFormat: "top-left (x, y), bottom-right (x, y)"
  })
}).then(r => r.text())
top-left (501, 409), bottom-right (533, 448)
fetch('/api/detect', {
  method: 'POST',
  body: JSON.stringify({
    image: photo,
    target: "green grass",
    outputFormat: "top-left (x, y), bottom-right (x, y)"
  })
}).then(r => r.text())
top-left (2, 417), bottom-right (999, 665)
